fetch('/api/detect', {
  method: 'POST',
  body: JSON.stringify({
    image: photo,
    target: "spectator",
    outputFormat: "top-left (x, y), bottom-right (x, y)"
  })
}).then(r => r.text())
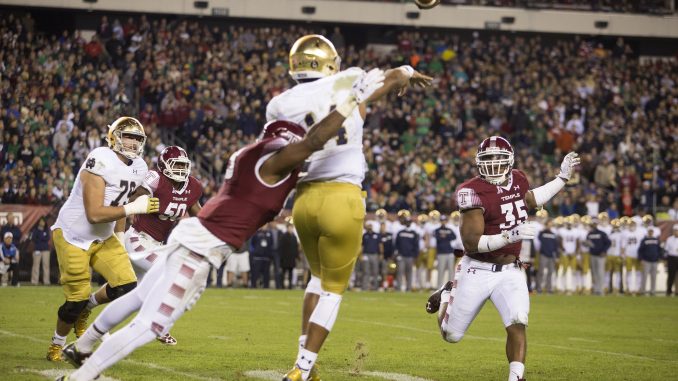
top-left (585, 220), bottom-right (611, 296)
top-left (538, 220), bottom-right (560, 294)
top-left (1, 213), bottom-right (22, 243)
top-left (250, 224), bottom-right (274, 288)
top-left (279, 223), bottom-right (299, 289)
top-left (434, 215), bottom-right (456, 284)
top-left (29, 217), bottom-right (51, 285)
top-left (638, 228), bottom-right (662, 296)
top-left (361, 224), bottom-right (382, 291)
top-left (1, 232), bottom-right (20, 287)
top-left (395, 218), bottom-right (419, 292)
top-left (665, 225), bottom-right (678, 296)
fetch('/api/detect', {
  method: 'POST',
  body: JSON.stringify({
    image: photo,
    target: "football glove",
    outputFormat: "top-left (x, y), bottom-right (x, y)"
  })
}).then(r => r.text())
top-left (503, 222), bottom-right (537, 244)
top-left (123, 195), bottom-right (160, 216)
top-left (557, 152), bottom-right (580, 181)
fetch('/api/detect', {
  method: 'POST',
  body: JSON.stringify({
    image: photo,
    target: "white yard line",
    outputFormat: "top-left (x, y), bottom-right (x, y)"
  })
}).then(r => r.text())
top-left (568, 337), bottom-right (600, 343)
top-left (243, 370), bottom-right (282, 380)
top-left (361, 371), bottom-right (434, 381)
top-left (19, 368), bottom-right (122, 381)
top-left (0, 330), bottom-right (221, 381)
top-left (341, 318), bottom-right (675, 363)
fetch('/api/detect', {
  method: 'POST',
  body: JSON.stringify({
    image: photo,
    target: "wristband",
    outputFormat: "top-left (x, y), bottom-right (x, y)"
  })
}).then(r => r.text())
top-left (477, 233), bottom-right (509, 253)
top-left (400, 65), bottom-right (415, 79)
top-left (336, 97), bottom-right (358, 118)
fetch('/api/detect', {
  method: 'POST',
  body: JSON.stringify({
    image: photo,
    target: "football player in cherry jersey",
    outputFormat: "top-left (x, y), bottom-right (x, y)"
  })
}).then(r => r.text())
top-left (122, 145), bottom-right (203, 346)
top-left (57, 69), bottom-right (384, 381)
top-left (425, 136), bottom-right (580, 381)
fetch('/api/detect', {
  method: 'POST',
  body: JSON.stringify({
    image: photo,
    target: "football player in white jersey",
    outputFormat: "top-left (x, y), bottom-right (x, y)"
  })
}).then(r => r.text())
top-left (46, 117), bottom-right (159, 361)
top-left (558, 216), bottom-right (581, 293)
top-left (423, 210), bottom-right (441, 286)
top-left (621, 219), bottom-right (645, 294)
top-left (641, 214), bottom-right (661, 237)
top-left (269, 34), bottom-right (432, 381)
top-left (414, 214), bottom-right (430, 289)
top-left (366, 209), bottom-right (392, 234)
top-left (578, 215), bottom-right (593, 293)
top-left (606, 219), bottom-right (624, 294)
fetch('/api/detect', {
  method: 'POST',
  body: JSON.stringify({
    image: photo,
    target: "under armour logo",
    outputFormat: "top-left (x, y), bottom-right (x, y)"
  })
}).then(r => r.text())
top-left (467, 268), bottom-right (476, 274)
top-left (133, 169), bottom-right (138, 174)
top-left (497, 187), bottom-right (503, 194)
top-left (515, 185), bottom-right (520, 190)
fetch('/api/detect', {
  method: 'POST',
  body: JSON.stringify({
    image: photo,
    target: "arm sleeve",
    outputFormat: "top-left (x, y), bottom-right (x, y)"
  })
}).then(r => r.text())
top-left (456, 187), bottom-right (483, 211)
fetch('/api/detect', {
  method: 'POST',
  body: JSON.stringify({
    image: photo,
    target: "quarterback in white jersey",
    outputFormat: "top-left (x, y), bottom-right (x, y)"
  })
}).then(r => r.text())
top-left (47, 117), bottom-right (159, 362)
top-left (273, 34), bottom-right (432, 381)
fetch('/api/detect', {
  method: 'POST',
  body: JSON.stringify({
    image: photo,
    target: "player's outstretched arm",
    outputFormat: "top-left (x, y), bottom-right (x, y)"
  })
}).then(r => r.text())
top-left (361, 66), bottom-right (432, 106)
top-left (260, 69), bottom-right (385, 184)
top-left (81, 171), bottom-right (160, 224)
top-left (461, 209), bottom-right (536, 254)
top-left (525, 152), bottom-right (580, 209)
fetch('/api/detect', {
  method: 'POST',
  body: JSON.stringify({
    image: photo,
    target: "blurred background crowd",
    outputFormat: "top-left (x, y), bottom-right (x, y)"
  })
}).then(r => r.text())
top-left (0, 6), bottom-right (676, 288)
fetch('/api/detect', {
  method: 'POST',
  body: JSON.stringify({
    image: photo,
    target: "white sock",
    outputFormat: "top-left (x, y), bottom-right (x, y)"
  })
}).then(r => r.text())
top-left (86, 293), bottom-right (99, 311)
top-left (298, 334), bottom-right (307, 349)
top-left (52, 331), bottom-right (67, 346)
top-left (508, 361), bottom-right (525, 381)
top-left (296, 347), bottom-right (318, 379)
top-left (70, 319), bottom-right (156, 381)
top-left (76, 323), bottom-right (105, 353)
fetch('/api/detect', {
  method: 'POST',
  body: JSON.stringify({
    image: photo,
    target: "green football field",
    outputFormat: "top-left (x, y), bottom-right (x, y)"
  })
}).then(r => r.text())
top-left (1, 287), bottom-right (677, 381)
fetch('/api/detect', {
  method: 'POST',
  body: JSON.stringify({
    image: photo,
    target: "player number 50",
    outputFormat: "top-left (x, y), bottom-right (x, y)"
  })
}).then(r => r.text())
top-left (159, 202), bottom-right (187, 221)
top-left (499, 200), bottom-right (528, 230)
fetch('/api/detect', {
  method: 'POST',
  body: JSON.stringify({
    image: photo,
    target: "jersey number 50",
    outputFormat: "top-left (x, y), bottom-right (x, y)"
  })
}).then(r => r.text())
top-left (499, 200), bottom-right (528, 230)
top-left (159, 202), bottom-right (187, 221)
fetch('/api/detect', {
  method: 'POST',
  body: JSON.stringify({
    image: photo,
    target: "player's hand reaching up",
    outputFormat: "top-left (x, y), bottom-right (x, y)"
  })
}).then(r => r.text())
top-left (123, 194), bottom-right (160, 216)
top-left (557, 152), bottom-right (580, 181)
top-left (504, 222), bottom-right (537, 244)
top-left (398, 69), bottom-right (433, 96)
top-left (352, 68), bottom-right (386, 103)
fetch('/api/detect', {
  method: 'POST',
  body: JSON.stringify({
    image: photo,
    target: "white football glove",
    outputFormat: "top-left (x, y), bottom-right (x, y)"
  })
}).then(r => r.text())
top-left (336, 68), bottom-right (385, 117)
top-left (557, 152), bottom-right (580, 181)
top-left (123, 194), bottom-right (160, 216)
top-left (503, 222), bottom-right (537, 244)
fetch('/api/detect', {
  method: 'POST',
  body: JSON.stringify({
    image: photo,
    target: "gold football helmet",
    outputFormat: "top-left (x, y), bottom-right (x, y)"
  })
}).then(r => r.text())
top-left (553, 216), bottom-right (564, 227)
top-left (642, 214), bottom-right (654, 225)
top-left (428, 210), bottom-right (441, 221)
top-left (581, 215), bottom-right (593, 226)
top-left (610, 218), bottom-right (621, 228)
top-left (619, 216), bottom-right (631, 226)
top-left (570, 213), bottom-right (581, 226)
top-left (289, 35), bottom-right (341, 81)
top-left (107, 116), bottom-right (146, 159)
top-left (450, 211), bottom-right (461, 225)
top-left (417, 214), bottom-right (428, 224)
top-left (536, 209), bottom-right (548, 220)
top-left (598, 212), bottom-right (609, 222)
top-left (375, 209), bottom-right (387, 220)
top-left (397, 209), bottom-right (411, 219)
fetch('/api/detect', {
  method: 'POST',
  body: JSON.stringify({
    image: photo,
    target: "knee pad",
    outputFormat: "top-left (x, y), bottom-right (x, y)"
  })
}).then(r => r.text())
top-left (305, 275), bottom-right (322, 296)
top-left (309, 291), bottom-right (342, 332)
top-left (58, 300), bottom-right (88, 324)
top-left (106, 282), bottom-right (137, 301)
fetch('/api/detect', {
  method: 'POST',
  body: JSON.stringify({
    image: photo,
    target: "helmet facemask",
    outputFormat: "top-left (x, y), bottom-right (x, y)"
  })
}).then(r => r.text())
top-left (476, 150), bottom-right (514, 185)
top-left (113, 130), bottom-right (146, 160)
top-left (162, 155), bottom-right (191, 182)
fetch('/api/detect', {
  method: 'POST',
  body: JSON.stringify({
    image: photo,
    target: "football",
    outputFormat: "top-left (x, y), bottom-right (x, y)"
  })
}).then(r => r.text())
top-left (414, 0), bottom-right (441, 10)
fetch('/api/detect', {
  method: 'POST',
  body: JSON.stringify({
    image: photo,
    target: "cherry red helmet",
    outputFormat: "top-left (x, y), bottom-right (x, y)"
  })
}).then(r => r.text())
top-left (476, 136), bottom-right (514, 185)
top-left (258, 120), bottom-right (306, 143)
top-left (158, 146), bottom-right (191, 182)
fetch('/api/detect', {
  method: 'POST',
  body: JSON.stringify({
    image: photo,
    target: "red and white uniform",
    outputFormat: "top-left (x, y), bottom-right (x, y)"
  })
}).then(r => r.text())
top-left (441, 169), bottom-right (531, 342)
top-left (123, 169), bottom-right (203, 274)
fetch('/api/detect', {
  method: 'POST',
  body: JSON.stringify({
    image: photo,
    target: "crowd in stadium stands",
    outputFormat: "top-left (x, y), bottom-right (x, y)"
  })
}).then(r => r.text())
top-left (0, 11), bottom-right (676, 222)
top-left (349, 0), bottom-right (674, 14)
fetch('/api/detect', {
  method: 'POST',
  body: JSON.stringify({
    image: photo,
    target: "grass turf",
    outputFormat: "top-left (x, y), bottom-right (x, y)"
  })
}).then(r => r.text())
top-left (1, 287), bottom-right (677, 380)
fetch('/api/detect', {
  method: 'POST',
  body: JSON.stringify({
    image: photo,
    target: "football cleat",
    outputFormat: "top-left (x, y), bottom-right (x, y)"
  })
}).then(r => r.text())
top-left (426, 281), bottom-right (453, 314)
top-left (46, 343), bottom-right (65, 362)
top-left (156, 333), bottom-right (178, 346)
top-left (282, 366), bottom-right (303, 381)
top-left (309, 365), bottom-right (321, 381)
top-left (62, 342), bottom-right (91, 368)
top-left (74, 309), bottom-right (91, 338)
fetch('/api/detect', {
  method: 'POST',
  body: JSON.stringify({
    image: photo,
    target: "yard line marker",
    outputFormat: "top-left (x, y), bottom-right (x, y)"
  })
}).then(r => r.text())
top-left (341, 318), bottom-right (676, 363)
top-left (0, 330), bottom-right (221, 381)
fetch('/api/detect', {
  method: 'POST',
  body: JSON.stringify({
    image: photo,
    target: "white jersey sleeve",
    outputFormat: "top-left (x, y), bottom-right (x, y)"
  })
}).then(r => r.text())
top-left (141, 170), bottom-right (161, 196)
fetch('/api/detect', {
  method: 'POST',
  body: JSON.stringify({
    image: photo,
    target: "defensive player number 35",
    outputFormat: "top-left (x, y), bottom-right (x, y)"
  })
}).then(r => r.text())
top-left (158, 202), bottom-right (187, 221)
top-left (499, 200), bottom-right (528, 230)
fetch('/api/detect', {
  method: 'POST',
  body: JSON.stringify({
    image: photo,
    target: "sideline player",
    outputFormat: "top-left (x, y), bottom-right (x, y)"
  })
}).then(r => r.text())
top-left (58, 70), bottom-right (385, 381)
top-left (47, 117), bottom-right (159, 361)
top-left (122, 145), bottom-right (203, 345)
top-left (425, 136), bottom-right (579, 381)
top-left (266, 35), bottom-right (432, 381)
